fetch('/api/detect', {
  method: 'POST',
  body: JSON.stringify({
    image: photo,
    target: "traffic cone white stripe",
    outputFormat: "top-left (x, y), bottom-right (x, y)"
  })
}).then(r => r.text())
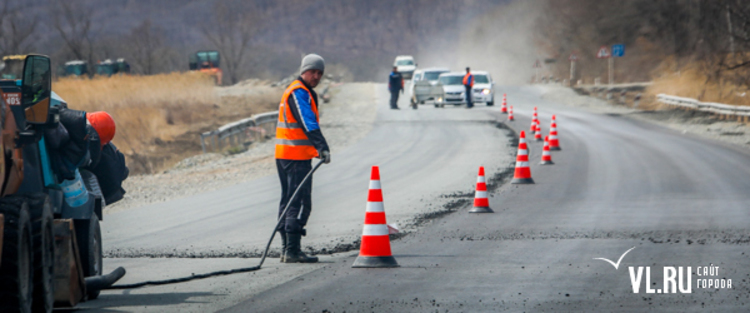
top-left (518, 149), bottom-right (528, 156)
top-left (362, 224), bottom-right (389, 236)
top-left (516, 161), bottom-right (529, 167)
top-left (477, 176), bottom-right (486, 183)
top-left (369, 180), bottom-right (381, 189)
top-left (475, 191), bottom-right (487, 198)
top-left (366, 201), bottom-right (384, 212)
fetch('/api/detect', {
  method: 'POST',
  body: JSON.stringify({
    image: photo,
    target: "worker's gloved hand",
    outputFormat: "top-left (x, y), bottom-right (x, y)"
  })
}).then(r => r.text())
top-left (320, 150), bottom-right (331, 164)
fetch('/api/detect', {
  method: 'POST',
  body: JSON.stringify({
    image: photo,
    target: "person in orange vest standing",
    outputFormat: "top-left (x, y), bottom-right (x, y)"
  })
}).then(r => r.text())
top-left (275, 53), bottom-right (331, 263)
top-left (463, 67), bottom-right (474, 109)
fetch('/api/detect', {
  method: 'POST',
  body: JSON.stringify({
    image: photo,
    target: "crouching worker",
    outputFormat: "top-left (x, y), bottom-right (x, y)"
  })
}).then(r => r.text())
top-left (275, 54), bottom-right (331, 263)
top-left (84, 112), bottom-right (129, 204)
top-left (43, 103), bottom-right (129, 206)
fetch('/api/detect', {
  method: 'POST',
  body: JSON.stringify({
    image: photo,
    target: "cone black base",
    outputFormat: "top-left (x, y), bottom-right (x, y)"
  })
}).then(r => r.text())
top-left (511, 178), bottom-right (535, 184)
top-left (469, 206), bottom-right (494, 213)
top-left (540, 160), bottom-right (554, 165)
top-left (550, 147), bottom-right (562, 151)
top-left (352, 256), bottom-right (399, 268)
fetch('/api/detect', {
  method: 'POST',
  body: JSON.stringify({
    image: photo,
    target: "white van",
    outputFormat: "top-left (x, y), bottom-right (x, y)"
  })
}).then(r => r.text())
top-left (410, 68), bottom-right (449, 106)
top-left (393, 55), bottom-right (416, 79)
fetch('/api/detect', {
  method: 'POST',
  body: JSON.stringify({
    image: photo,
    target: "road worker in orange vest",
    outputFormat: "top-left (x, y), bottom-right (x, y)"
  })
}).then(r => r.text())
top-left (463, 67), bottom-right (474, 109)
top-left (275, 53), bottom-right (331, 263)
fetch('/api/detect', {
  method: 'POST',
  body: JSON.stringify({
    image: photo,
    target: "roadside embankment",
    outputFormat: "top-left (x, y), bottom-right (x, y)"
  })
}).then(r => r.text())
top-left (106, 82), bottom-right (378, 214)
top-left (54, 73), bottom-right (282, 175)
top-left (535, 84), bottom-right (750, 149)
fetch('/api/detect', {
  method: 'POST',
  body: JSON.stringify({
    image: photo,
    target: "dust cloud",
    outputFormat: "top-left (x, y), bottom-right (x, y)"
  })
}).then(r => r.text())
top-left (415, 1), bottom-right (542, 85)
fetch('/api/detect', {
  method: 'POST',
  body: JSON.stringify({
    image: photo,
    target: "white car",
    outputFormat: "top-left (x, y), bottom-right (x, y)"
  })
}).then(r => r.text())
top-left (410, 67), bottom-right (449, 106)
top-left (434, 72), bottom-right (466, 107)
top-left (470, 71), bottom-right (495, 106)
top-left (394, 55), bottom-right (416, 79)
top-left (434, 71), bottom-right (495, 108)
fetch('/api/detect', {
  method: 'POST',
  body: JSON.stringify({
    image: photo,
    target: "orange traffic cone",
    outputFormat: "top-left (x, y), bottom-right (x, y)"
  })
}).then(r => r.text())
top-left (511, 131), bottom-right (535, 184)
top-left (534, 123), bottom-right (543, 141)
top-left (508, 106), bottom-right (514, 121)
top-left (540, 136), bottom-right (554, 165)
top-left (531, 107), bottom-right (539, 132)
top-left (549, 115), bottom-right (561, 150)
top-left (500, 94), bottom-right (508, 113)
top-left (352, 166), bottom-right (399, 268)
top-left (469, 166), bottom-right (493, 213)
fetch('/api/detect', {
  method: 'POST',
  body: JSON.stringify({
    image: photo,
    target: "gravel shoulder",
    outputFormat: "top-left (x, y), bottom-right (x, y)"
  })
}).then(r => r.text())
top-left (106, 82), bottom-right (378, 214)
top-left (532, 84), bottom-right (750, 149)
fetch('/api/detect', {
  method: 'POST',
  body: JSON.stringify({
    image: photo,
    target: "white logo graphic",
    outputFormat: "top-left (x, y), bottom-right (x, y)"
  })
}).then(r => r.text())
top-left (593, 246), bottom-right (635, 270)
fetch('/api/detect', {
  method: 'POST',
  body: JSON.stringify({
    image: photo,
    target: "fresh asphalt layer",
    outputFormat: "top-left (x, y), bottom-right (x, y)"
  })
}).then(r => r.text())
top-left (83, 84), bottom-right (516, 312)
top-left (221, 86), bottom-right (750, 312)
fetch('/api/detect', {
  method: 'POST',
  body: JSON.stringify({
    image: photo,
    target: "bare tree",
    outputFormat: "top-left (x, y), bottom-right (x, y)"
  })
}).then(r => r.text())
top-left (51, 0), bottom-right (95, 71)
top-left (200, 0), bottom-right (261, 85)
top-left (126, 19), bottom-right (167, 75)
top-left (0, 0), bottom-right (38, 55)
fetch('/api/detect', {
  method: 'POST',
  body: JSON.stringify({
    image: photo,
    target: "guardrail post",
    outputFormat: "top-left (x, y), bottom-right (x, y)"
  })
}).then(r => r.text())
top-left (200, 134), bottom-right (207, 154)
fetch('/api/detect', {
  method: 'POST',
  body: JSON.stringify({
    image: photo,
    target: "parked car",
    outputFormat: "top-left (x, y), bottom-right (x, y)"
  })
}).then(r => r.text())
top-left (471, 71), bottom-right (495, 106)
top-left (434, 72), bottom-right (467, 107)
top-left (410, 67), bottom-right (449, 107)
top-left (394, 55), bottom-right (416, 79)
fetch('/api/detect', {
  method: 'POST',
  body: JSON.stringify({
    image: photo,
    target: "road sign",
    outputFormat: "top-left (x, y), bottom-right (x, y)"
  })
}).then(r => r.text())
top-left (612, 44), bottom-right (625, 57)
top-left (568, 53), bottom-right (577, 61)
top-left (596, 46), bottom-right (610, 59)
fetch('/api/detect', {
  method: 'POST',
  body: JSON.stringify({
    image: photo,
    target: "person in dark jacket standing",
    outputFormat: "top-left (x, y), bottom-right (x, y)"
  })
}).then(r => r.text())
top-left (463, 67), bottom-right (474, 109)
top-left (388, 66), bottom-right (404, 109)
top-left (275, 53), bottom-right (331, 263)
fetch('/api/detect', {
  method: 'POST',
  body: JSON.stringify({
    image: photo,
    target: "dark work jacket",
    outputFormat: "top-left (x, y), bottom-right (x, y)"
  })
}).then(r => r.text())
top-left (45, 107), bottom-right (100, 180)
top-left (285, 76), bottom-right (329, 154)
top-left (84, 142), bottom-right (129, 205)
top-left (388, 72), bottom-right (403, 92)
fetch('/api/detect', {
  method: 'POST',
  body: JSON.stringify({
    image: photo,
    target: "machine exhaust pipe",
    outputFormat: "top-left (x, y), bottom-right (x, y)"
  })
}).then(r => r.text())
top-left (85, 267), bottom-right (126, 293)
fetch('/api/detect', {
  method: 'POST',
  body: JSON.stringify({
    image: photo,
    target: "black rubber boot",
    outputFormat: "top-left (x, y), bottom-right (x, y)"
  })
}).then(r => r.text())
top-left (279, 231), bottom-right (287, 263)
top-left (283, 232), bottom-right (318, 263)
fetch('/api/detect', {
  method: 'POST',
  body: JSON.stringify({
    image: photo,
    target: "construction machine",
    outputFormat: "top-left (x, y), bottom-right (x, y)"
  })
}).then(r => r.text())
top-left (0, 54), bottom-right (126, 312)
top-left (61, 60), bottom-right (88, 77)
top-left (189, 50), bottom-right (222, 85)
top-left (95, 58), bottom-right (131, 77)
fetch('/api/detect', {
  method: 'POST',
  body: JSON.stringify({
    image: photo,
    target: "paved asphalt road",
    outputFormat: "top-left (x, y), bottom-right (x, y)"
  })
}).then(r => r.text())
top-left (88, 85), bottom-right (750, 312)
top-left (222, 86), bottom-right (750, 312)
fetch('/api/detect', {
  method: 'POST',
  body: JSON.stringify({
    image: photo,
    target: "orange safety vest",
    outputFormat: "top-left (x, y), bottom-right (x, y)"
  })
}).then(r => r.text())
top-left (275, 80), bottom-right (320, 160)
top-left (462, 73), bottom-right (474, 87)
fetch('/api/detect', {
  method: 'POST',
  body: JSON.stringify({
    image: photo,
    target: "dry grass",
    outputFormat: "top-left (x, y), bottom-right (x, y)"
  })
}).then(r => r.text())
top-left (53, 72), bottom-right (282, 174)
top-left (644, 64), bottom-right (750, 110)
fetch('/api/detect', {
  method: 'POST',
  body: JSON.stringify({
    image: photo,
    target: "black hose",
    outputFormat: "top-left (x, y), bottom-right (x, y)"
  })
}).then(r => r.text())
top-left (105, 159), bottom-right (325, 290)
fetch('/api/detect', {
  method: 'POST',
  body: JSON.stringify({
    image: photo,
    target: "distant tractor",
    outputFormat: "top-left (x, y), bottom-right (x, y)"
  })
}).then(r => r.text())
top-left (62, 60), bottom-right (88, 77)
top-left (95, 59), bottom-right (131, 77)
top-left (189, 50), bottom-right (222, 85)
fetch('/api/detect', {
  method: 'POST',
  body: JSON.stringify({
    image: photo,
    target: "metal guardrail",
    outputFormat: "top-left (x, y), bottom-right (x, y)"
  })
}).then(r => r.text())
top-left (657, 94), bottom-right (750, 118)
top-left (200, 81), bottom-right (335, 153)
top-left (200, 111), bottom-right (278, 153)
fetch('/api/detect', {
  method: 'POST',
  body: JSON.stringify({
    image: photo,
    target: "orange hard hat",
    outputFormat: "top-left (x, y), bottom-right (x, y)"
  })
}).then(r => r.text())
top-left (87, 111), bottom-right (115, 147)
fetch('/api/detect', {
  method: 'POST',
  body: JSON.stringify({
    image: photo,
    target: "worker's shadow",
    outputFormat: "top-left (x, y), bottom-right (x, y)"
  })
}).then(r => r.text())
top-left (57, 291), bottom-right (216, 311)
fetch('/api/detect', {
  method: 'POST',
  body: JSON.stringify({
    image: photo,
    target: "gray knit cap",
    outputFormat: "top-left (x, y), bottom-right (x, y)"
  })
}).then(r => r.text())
top-left (300, 54), bottom-right (325, 74)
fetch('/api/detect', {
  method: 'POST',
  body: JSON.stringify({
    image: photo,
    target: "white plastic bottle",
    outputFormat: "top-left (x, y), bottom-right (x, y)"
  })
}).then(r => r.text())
top-left (60, 170), bottom-right (89, 207)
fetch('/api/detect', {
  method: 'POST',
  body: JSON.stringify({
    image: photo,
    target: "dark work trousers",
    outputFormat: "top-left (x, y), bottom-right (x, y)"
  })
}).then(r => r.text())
top-left (465, 85), bottom-right (473, 108)
top-left (390, 90), bottom-right (400, 108)
top-left (276, 159), bottom-right (313, 234)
